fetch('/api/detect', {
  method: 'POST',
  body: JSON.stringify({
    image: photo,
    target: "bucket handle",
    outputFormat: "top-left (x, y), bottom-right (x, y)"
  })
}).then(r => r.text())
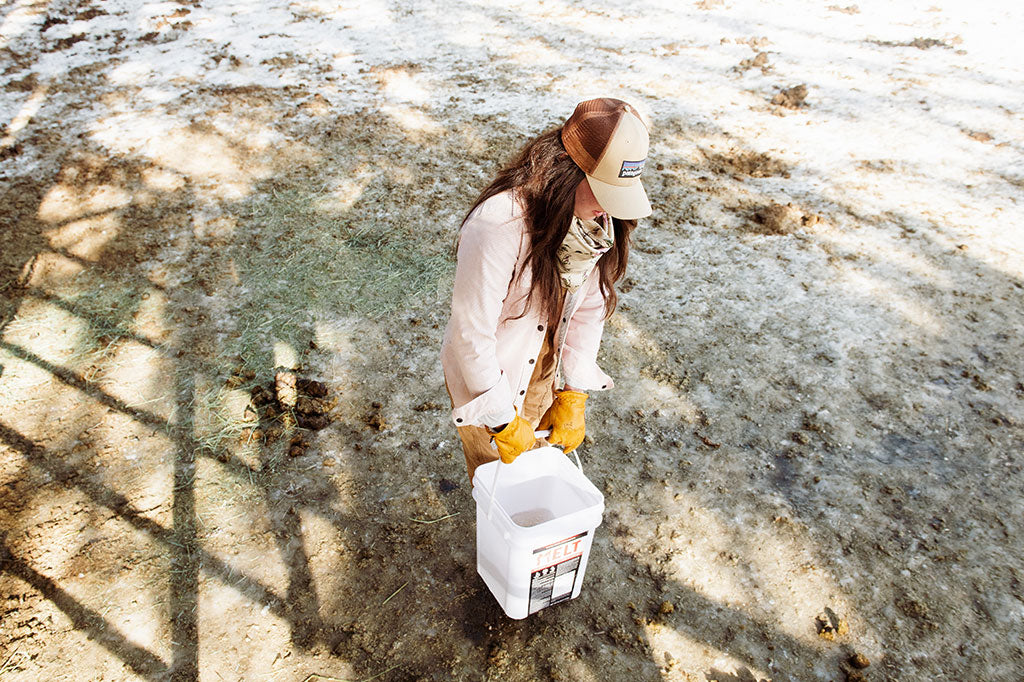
top-left (536, 429), bottom-right (585, 474)
top-left (486, 430), bottom-right (584, 521)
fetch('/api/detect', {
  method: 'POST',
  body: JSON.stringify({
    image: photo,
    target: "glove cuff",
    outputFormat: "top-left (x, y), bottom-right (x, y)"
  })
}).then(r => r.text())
top-left (554, 389), bottom-right (588, 407)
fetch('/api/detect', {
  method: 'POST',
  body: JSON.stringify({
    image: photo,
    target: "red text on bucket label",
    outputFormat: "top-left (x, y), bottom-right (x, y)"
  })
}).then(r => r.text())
top-left (532, 532), bottom-right (587, 571)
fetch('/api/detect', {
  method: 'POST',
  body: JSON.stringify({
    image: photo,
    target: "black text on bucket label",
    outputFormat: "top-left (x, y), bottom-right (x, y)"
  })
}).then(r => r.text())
top-left (528, 532), bottom-right (587, 614)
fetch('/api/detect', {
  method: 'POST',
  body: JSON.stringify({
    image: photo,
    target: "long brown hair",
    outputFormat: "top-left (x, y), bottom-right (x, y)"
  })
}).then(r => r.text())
top-left (461, 126), bottom-right (636, 323)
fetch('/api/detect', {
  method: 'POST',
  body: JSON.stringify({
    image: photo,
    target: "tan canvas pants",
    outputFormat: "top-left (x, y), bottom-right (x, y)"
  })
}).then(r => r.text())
top-left (449, 326), bottom-right (558, 483)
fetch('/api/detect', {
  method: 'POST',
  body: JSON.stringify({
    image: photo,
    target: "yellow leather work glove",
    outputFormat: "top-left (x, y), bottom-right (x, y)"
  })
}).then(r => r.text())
top-left (491, 413), bottom-right (537, 464)
top-left (538, 390), bottom-right (588, 453)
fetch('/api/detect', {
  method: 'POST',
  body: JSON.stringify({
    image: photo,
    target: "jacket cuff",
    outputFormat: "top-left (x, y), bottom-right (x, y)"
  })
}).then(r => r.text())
top-left (561, 345), bottom-right (614, 391)
top-left (451, 373), bottom-right (514, 427)
top-left (480, 405), bottom-right (517, 430)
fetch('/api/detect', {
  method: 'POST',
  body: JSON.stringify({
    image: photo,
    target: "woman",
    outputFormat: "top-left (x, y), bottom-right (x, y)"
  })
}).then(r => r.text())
top-left (442, 98), bottom-right (652, 482)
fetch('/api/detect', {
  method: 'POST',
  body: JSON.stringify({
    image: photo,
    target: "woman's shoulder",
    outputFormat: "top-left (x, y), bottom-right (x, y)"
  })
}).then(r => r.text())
top-left (464, 189), bottom-right (525, 231)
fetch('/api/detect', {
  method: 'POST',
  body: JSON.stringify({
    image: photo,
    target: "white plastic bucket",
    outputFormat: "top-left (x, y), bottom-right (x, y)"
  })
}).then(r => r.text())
top-left (471, 446), bottom-right (605, 619)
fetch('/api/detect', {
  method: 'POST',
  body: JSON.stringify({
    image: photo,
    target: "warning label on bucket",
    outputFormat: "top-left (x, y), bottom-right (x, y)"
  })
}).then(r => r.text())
top-left (528, 532), bottom-right (587, 614)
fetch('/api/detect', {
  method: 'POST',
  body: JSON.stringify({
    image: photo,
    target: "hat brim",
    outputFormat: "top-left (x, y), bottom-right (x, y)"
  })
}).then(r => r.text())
top-left (586, 175), bottom-right (652, 220)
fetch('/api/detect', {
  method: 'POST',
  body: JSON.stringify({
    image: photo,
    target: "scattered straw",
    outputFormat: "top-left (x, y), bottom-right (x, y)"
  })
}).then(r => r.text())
top-left (301, 664), bottom-right (399, 682)
top-left (380, 581), bottom-right (408, 606)
top-left (409, 511), bottom-right (459, 524)
top-left (0, 646), bottom-right (23, 676)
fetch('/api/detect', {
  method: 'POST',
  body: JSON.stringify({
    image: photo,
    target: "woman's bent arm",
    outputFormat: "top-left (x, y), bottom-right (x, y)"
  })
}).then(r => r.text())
top-left (444, 206), bottom-right (523, 425)
top-left (561, 273), bottom-right (614, 391)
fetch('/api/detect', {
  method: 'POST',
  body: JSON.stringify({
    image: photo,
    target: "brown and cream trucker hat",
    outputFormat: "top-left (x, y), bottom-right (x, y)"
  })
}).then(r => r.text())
top-left (561, 98), bottom-right (651, 219)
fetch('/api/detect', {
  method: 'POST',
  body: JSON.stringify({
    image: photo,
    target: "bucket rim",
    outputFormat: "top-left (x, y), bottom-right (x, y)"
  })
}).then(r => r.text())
top-left (472, 448), bottom-right (605, 536)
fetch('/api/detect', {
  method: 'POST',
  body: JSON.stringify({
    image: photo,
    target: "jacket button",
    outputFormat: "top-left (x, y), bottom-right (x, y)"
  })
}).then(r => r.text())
top-left (519, 390), bottom-right (526, 395)
top-left (528, 358), bottom-right (535, 364)
top-left (537, 325), bottom-right (543, 331)
top-left (456, 418), bottom-right (463, 423)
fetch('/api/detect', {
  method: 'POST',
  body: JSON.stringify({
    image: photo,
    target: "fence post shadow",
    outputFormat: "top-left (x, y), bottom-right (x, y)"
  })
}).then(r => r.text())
top-left (170, 369), bottom-right (200, 681)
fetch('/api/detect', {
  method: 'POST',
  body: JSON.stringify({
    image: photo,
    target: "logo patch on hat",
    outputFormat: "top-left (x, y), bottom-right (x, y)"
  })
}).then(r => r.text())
top-left (618, 159), bottom-right (645, 178)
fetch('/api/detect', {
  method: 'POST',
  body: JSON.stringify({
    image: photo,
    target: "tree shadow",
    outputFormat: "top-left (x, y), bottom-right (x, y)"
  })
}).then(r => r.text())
top-left (2, 2), bottom-right (1022, 681)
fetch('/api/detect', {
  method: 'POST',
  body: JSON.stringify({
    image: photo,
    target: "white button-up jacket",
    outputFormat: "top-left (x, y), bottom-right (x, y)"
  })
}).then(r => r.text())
top-left (441, 190), bottom-right (614, 428)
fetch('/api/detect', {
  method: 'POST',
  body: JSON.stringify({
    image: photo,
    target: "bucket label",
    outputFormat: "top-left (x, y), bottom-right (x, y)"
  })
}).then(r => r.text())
top-left (528, 532), bottom-right (587, 614)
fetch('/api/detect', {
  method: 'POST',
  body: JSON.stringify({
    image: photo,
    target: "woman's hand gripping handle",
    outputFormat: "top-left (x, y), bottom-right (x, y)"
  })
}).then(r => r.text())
top-left (538, 390), bottom-right (588, 454)
top-left (489, 413), bottom-right (537, 464)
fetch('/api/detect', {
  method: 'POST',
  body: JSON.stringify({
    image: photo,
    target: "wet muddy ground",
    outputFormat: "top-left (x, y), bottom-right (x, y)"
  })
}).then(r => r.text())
top-left (2, 1), bottom-right (1023, 680)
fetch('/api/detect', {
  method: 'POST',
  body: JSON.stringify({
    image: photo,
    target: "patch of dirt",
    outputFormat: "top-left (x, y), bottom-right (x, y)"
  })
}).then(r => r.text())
top-left (300, 93), bottom-right (332, 116)
top-left (363, 401), bottom-right (387, 431)
top-left (76, 8), bottom-right (108, 21)
top-left (857, 159), bottom-right (901, 173)
top-left (702, 148), bottom-right (791, 178)
top-left (838, 650), bottom-right (871, 681)
top-left (724, 36), bottom-right (772, 51)
top-left (242, 373), bottom-right (336, 452)
top-left (0, 143), bottom-right (22, 162)
top-left (734, 51), bottom-right (770, 74)
top-left (49, 35), bottom-right (88, 51)
top-left (4, 73), bottom-right (38, 93)
top-left (771, 83), bottom-right (808, 109)
top-left (868, 37), bottom-right (953, 50)
top-left (815, 607), bottom-right (850, 641)
top-left (748, 202), bottom-right (820, 234)
top-left (39, 15), bottom-right (68, 33)
top-left (828, 5), bottom-right (860, 14)
top-left (262, 53), bottom-right (300, 69)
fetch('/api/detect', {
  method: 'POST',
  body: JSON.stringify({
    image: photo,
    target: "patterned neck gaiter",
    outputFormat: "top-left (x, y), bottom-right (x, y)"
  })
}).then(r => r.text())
top-left (556, 214), bottom-right (615, 292)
